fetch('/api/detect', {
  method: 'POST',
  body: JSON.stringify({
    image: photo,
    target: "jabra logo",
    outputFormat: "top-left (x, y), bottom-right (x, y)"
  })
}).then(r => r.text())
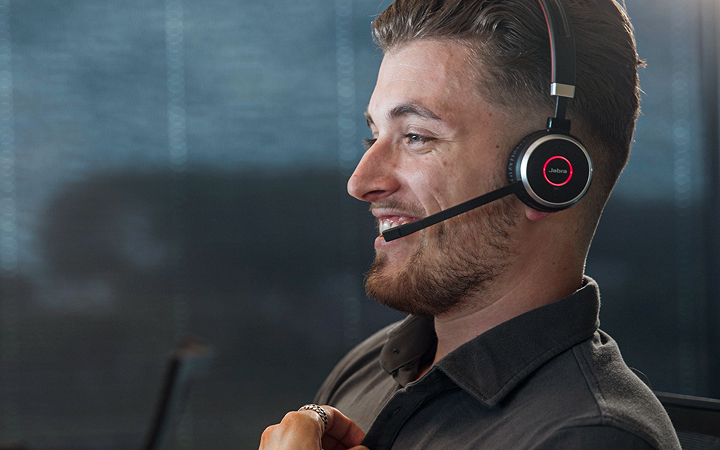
top-left (548, 168), bottom-right (568, 174)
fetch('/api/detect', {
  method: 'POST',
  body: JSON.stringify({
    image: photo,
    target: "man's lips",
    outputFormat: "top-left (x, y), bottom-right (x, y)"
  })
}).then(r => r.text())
top-left (377, 216), bottom-right (418, 234)
top-left (370, 203), bottom-right (424, 237)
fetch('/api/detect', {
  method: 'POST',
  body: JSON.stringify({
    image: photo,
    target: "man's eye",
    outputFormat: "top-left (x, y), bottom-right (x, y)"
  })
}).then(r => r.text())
top-left (406, 134), bottom-right (432, 144)
top-left (362, 137), bottom-right (377, 149)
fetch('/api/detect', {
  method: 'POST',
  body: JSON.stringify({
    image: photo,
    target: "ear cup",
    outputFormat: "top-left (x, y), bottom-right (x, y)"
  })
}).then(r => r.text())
top-left (507, 130), bottom-right (593, 212)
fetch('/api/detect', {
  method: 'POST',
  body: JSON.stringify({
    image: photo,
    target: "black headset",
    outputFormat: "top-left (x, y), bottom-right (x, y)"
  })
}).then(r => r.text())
top-left (382, 0), bottom-right (592, 242)
top-left (507, 0), bottom-right (592, 212)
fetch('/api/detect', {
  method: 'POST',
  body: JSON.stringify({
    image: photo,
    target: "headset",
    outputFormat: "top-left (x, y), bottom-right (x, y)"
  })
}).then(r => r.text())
top-left (382, 0), bottom-right (593, 242)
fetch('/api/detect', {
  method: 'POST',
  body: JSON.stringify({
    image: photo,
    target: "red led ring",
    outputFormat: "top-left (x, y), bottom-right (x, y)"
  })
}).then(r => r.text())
top-left (543, 156), bottom-right (573, 187)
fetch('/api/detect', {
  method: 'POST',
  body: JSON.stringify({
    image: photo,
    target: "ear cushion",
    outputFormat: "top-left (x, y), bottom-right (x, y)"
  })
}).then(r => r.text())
top-left (507, 130), bottom-right (593, 212)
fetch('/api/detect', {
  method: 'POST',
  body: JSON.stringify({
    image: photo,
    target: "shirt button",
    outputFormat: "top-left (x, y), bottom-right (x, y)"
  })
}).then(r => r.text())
top-left (389, 406), bottom-right (402, 418)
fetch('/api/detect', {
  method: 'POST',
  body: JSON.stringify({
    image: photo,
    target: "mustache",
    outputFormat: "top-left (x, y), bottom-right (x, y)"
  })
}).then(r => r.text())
top-left (368, 198), bottom-right (426, 219)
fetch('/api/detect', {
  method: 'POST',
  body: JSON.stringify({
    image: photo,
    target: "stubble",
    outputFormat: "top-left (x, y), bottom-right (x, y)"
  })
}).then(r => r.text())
top-left (364, 196), bottom-right (520, 317)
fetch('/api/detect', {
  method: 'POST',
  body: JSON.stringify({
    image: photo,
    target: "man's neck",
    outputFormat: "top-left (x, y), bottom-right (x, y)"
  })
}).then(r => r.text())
top-left (429, 259), bottom-right (584, 370)
top-left (412, 206), bottom-right (592, 381)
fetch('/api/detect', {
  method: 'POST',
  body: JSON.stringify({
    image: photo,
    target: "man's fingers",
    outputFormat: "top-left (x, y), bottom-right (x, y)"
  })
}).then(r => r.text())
top-left (258, 405), bottom-right (365, 450)
top-left (259, 410), bottom-right (323, 450)
top-left (322, 406), bottom-right (366, 450)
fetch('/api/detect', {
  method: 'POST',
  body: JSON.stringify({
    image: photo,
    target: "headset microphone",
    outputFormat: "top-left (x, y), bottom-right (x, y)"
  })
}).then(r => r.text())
top-left (382, 0), bottom-right (592, 243)
top-left (381, 182), bottom-right (524, 241)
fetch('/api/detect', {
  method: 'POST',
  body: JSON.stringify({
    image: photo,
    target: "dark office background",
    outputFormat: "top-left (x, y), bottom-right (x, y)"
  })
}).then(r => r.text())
top-left (0, 0), bottom-right (718, 448)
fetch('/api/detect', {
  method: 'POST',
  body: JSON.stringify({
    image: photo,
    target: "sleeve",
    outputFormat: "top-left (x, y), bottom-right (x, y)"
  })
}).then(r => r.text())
top-left (531, 425), bottom-right (659, 450)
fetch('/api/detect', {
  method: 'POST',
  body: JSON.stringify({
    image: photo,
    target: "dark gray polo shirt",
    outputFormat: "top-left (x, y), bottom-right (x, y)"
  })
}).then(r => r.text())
top-left (315, 278), bottom-right (680, 450)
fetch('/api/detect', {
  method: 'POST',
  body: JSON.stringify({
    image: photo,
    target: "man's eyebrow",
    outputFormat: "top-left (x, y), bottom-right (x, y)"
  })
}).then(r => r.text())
top-left (389, 102), bottom-right (442, 121)
top-left (364, 102), bottom-right (442, 127)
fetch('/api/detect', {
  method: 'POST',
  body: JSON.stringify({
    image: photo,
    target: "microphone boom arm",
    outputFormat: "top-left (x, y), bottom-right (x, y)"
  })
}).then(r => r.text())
top-left (381, 181), bottom-right (524, 242)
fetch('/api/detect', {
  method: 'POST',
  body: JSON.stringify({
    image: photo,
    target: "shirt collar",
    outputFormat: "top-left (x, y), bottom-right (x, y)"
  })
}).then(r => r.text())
top-left (378, 277), bottom-right (601, 404)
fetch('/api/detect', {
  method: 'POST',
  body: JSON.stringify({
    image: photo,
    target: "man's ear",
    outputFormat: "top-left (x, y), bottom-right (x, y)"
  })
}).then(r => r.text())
top-left (525, 206), bottom-right (553, 221)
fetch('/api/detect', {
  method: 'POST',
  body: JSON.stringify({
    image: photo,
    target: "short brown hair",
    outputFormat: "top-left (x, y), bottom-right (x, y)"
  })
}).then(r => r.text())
top-left (373, 0), bottom-right (642, 210)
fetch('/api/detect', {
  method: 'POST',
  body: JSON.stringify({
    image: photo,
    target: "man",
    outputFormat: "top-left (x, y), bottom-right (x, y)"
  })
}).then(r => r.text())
top-left (260, 0), bottom-right (680, 448)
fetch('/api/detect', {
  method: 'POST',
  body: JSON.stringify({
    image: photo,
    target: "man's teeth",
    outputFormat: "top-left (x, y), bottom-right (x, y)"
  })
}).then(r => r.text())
top-left (379, 218), bottom-right (411, 234)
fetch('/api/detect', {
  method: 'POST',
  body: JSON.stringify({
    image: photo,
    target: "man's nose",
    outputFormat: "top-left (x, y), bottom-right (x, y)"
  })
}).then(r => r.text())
top-left (347, 138), bottom-right (400, 203)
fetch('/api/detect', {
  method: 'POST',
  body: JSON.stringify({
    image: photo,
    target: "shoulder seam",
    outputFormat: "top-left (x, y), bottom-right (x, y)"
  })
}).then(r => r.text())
top-left (571, 340), bottom-right (607, 418)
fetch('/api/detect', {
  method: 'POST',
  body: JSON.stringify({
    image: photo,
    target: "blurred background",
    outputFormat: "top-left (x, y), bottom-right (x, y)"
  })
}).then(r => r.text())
top-left (0, 0), bottom-right (718, 448)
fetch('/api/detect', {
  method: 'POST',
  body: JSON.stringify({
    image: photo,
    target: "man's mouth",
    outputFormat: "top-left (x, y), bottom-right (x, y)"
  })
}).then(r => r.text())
top-left (378, 217), bottom-right (415, 234)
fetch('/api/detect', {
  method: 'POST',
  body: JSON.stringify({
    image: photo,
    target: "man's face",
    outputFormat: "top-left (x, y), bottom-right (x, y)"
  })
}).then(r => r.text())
top-left (347, 39), bottom-right (522, 316)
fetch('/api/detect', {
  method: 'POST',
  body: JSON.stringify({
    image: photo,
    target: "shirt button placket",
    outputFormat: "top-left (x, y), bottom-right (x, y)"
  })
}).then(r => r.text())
top-left (362, 372), bottom-right (450, 450)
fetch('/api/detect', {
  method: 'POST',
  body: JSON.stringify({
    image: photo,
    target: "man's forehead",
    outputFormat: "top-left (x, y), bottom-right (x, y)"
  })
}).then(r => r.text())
top-left (367, 41), bottom-right (488, 120)
top-left (379, 40), bottom-right (477, 80)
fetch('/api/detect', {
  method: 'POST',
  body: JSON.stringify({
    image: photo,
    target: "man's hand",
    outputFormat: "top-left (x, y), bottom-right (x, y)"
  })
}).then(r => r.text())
top-left (259, 405), bottom-right (368, 450)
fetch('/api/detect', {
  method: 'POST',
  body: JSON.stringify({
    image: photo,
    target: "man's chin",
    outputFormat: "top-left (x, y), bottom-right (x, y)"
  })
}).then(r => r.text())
top-left (365, 256), bottom-right (454, 317)
top-left (364, 203), bottom-right (516, 317)
top-left (365, 257), bottom-right (414, 314)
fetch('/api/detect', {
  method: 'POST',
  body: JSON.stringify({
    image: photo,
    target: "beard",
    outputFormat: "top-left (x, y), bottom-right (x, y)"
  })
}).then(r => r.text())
top-left (364, 195), bottom-right (519, 317)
